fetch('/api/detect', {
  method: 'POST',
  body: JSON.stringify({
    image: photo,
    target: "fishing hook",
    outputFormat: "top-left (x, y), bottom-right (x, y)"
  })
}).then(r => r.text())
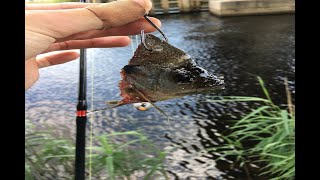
top-left (141, 14), bottom-right (168, 51)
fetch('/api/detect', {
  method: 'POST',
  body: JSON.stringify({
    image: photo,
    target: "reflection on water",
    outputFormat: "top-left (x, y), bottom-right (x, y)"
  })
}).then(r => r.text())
top-left (25, 12), bottom-right (294, 179)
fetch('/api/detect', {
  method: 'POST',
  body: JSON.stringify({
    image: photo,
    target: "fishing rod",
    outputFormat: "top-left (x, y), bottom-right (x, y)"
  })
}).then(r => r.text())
top-left (75, 1), bottom-right (87, 180)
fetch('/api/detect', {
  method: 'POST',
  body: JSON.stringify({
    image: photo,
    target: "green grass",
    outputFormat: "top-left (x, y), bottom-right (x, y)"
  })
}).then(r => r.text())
top-left (88, 131), bottom-right (169, 179)
top-left (25, 122), bottom-right (75, 179)
top-left (206, 76), bottom-right (295, 180)
top-left (25, 122), bottom-right (168, 179)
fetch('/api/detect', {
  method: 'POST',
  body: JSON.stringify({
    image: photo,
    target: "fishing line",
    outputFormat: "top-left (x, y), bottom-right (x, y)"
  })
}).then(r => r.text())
top-left (130, 35), bottom-right (135, 55)
top-left (88, 51), bottom-right (94, 180)
top-left (135, 35), bottom-right (139, 49)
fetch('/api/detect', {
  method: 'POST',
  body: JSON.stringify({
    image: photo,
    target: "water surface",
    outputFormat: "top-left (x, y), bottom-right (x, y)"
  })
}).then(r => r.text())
top-left (26, 12), bottom-right (295, 179)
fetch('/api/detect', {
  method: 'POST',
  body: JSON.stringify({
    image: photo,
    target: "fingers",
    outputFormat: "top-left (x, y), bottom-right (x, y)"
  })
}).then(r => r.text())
top-left (26, 0), bottom-right (152, 39)
top-left (25, 8), bottom-right (101, 60)
top-left (25, 3), bottom-right (99, 10)
top-left (25, 58), bottom-right (40, 90)
top-left (55, 17), bottom-right (161, 42)
top-left (25, 51), bottom-right (79, 90)
top-left (25, 0), bottom-right (153, 60)
top-left (36, 51), bottom-right (80, 68)
top-left (104, 17), bottom-right (161, 36)
top-left (44, 36), bottom-right (131, 53)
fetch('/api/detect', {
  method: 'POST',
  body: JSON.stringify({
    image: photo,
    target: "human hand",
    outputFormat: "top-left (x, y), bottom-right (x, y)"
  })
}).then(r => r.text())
top-left (25, 0), bottom-right (161, 90)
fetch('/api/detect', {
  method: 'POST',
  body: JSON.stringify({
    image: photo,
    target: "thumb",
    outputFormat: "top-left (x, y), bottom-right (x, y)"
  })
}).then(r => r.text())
top-left (25, 0), bottom-right (152, 60)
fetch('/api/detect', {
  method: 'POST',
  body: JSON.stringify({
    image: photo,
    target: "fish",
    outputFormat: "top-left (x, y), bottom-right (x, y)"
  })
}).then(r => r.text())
top-left (104, 33), bottom-right (225, 119)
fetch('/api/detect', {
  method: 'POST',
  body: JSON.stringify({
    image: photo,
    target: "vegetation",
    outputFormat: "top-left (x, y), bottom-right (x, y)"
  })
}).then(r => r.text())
top-left (25, 121), bottom-right (168, 179)
top-left (25, 121), bottom-right (76, 179)
top-left (89, 131), bottom-right (168, 179)
top-left (207, 77), bottom-right (295, 180)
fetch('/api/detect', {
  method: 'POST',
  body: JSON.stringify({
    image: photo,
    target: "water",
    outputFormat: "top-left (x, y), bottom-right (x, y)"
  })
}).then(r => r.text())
top-left (25, 12), bottom-right (295, 179)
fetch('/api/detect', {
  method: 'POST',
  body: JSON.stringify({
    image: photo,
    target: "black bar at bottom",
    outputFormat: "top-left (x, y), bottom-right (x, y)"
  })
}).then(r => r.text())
top-left (75, 116), bottom-right (87, 180)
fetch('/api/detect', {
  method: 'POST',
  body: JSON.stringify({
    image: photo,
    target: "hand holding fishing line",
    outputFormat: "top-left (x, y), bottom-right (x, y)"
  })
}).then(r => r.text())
top-left (25, 0), bottom-right (161, 90)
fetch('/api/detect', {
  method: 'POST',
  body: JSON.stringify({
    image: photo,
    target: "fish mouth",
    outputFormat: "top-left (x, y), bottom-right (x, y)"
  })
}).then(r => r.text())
top-left (175, 80), bottom-right (225, 96)
top-left (199, 76), bottom-right (225, 93)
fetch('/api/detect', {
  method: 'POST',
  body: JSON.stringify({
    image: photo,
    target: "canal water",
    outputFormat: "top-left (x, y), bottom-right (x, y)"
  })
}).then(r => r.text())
top-left (25, 12), bottom-right (295, 179)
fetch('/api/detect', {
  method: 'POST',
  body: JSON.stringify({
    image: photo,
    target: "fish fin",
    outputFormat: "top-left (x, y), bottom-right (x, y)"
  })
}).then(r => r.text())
top-left (106, 100), bottom-right (121, 105)
top-left (87, 100), bottom-right (125, 114)
top-left (130, 85), bottom-right (170, 122)
top-left (129, 34), bottom-right (189, 67)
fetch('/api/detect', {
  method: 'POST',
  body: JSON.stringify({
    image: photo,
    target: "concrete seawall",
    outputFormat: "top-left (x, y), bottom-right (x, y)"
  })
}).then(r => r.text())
top-left (209, 0), bottom-right (295, 17)
top-left (89, 0), bottom-right (295, 16)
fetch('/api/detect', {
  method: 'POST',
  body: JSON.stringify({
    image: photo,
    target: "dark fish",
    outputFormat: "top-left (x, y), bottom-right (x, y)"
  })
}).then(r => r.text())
top-left (108, 34), bottom-right (225, 110)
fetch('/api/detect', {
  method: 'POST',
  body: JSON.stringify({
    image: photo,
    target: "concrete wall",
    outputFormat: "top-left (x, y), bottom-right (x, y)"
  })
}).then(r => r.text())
top-left (209, 0), bottom-right (295, 17)
top-left (91, 0), bottom-right (207, 14)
